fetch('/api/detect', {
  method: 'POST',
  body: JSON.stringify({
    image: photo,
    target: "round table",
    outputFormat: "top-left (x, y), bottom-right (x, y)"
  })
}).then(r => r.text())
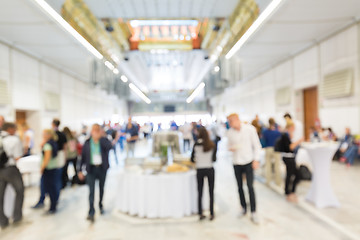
top-left (301, 142), bottom-right (340, 208)
top-left (116, 169), bottom-right (207, 218)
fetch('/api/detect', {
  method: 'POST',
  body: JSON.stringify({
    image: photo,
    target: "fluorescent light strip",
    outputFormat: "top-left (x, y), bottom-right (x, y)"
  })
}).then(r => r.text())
top-left (105, 61), bottom-right (115, 71)
top-left (33, 0), bottom-right (103, 60)
top-left (113, 69), bottom-right (119, 75)
top-left (186, 82), bottom-right (205, 103)
top-left (225, 0), bottom-right (284, 59)
top-left (111, 54), bottom-right (120, 64)
top-left (120, 75), bottom-right (128, 83)
top-left (129, 83), bottom-right (151, 104)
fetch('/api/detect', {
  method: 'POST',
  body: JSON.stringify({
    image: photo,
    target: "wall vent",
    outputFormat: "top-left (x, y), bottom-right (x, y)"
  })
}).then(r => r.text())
top-left (276, 87), bottom-right (291, 106)
top-left (0, 80), bottom-right (10, 105)
top-left (320, 68), bottom-right (353, 99)
top-left (44, 91), bottom-right (60, 111)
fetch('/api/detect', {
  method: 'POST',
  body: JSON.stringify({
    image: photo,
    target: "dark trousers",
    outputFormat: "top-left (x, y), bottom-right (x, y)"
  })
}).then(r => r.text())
top-left (38, 174), bottom-right (45, 204)
top-left (184, 139), bottom-right (191, 152)
top-left (43, 169), bottom-right (58, 211)
top-left (38, 168), bottom-right (61, 205)
top-left (196, 168), bottom-right (215, 216)
top-left (86, 166), bottom-right (107, 216)
top-left (234, 163), bottom-right (256, 213)
top-left (62, 157), bottom-right (78, 187)
top-left (56, 168), bottom-right (62, 202)
top-left (0, 166), bottom-right (24, 226)
top-left (283, 157), bottom-right (301, 195)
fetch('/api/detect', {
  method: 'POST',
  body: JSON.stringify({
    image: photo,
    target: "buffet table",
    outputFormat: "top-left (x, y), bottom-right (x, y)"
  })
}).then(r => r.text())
top-left (302, 142), bottom-right (340, 208)
top-left (116, 168), bottom-right (208, 218)
top-left (4, 155), bottom-right (41, 218)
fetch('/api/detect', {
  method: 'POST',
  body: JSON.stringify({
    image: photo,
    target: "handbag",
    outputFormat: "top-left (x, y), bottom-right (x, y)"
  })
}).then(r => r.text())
top-left (299, 165), bottom-right (312, 181)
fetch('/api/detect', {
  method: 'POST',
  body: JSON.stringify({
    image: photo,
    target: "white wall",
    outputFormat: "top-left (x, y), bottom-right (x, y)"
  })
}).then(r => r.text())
top-left (212, 24), bottom-right (360, 136)
top-left (0, 42), bottom-right (128, 152)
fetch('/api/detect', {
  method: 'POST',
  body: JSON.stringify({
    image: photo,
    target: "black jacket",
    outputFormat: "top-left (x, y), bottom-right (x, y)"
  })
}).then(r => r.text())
top-left (80, 137), bottom-right (112, 173)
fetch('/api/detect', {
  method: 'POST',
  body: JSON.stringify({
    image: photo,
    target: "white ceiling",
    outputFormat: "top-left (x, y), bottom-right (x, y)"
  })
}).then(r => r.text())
top-left (1, 0), bottom-right (359, 100)
top-left (123, 50), bottom-right (210, 92)
top-left (46, 0), bottom-right (271, 18)
top-left (83, 0), bottom-right (240, 19)
top-left (0, 0), bottom-right (93, 81)
top-left (236, 0), bottom-right (360, 80)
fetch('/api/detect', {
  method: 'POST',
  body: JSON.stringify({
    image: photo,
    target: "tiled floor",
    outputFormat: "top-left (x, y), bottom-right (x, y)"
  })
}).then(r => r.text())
top-left (1, 139), bottom-right (359, 240)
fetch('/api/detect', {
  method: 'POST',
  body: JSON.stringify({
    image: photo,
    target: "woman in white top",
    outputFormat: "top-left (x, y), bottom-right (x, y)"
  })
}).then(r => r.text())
top-left (191, 127), bottom-right (217, 221)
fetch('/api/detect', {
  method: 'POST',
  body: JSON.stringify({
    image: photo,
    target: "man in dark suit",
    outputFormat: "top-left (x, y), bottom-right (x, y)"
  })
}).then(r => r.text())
top-left (78, 124), bottom-right (112, 222)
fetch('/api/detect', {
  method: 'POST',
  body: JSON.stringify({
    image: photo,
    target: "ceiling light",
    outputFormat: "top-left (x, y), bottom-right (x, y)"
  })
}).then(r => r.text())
top-left (130, 20), bottom-right (198, 27)
top-left (129, 83), bottom-right (151, 104)
top-left (130, 20), bottom-right (140, 27)
top-left (225, 0), bottom-right (285, 59)
top-left (113, 69), bottom-right (119, 75)
top-left (33, 0), bottom-right (103, 60)
top-left (217, 46), bottom-right (223, 52)
top-left (214, 66), bottom-right (220, 72)
top-left (105, 61), bottom-right (115, 70)
top-left (186, 82), bottom-right (205, 103)
top-left (210, 55), bottom-right (218, 62)
top-left (111, 54), bottom-right (120, 64)
top-left (120, 75), bottom-right (128, 83)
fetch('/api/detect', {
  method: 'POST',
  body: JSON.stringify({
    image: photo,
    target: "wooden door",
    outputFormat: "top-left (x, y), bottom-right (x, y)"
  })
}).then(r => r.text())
top-left (303, 87), bottom-right (318, 140)
top-left (15, 111), bottom-right (26, 126)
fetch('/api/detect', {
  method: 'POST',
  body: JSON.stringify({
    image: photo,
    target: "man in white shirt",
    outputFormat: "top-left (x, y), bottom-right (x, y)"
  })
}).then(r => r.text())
top-left (0, 122), bottom-right (24, 229)
top-left (227, 113), bottom-right (261, 224)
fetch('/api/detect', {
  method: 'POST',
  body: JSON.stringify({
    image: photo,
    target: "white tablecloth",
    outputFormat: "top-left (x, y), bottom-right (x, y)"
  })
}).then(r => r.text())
top-left (116, 169), bottom-right (207, 218)
top-left (295, 148), bottom-right (312, 170)
top-left (302, 142), bottom-right (340, 208)
top-left (4, 155), bottom-right (41, 218)
top-left (17, 155), bottom-right (41, 174)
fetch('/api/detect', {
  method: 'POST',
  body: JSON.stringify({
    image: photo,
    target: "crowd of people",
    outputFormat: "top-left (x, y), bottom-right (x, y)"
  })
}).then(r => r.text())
top-left (0, 112), bottom-right (359, 229)
top-left (250, 113), bottom-right (358, 203)
top-left (0, 117), bottom-right (119, 228)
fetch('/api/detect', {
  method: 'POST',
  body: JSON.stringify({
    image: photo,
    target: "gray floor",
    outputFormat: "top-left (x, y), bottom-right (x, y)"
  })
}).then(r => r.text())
top-left (1, 139), bottom-right (359, 240)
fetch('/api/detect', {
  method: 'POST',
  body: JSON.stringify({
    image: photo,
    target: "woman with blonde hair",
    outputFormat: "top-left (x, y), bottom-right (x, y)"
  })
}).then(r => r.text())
top-left (33, 129), bottom-right (59, 213)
